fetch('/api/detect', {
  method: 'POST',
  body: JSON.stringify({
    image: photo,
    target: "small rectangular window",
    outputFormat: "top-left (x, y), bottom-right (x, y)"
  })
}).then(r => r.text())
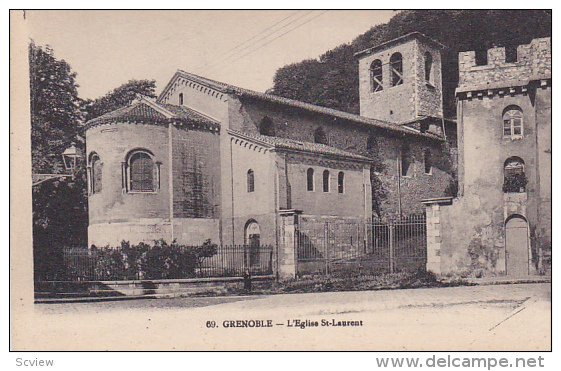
top-left (503, 120), bottom-right (512, 136)
top-left (512, 118), bottom-right (522, 135)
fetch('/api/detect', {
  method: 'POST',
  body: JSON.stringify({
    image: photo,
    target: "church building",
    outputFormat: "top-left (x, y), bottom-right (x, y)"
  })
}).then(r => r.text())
top-left (84, 32), bottom-right (457, 258)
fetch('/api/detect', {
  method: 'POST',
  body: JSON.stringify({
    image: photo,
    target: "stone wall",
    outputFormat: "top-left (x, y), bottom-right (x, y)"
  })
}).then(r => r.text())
top-left (284, 154), bottom-right (371, 219)
top-left (357, 37), bottom-right (443, 122)
top-left (458, 37), bottom-right (551, 88)
top-left (230, 97), bottom-right (454, 217)
top-left (86, 122), bottom-right (172, 246)
top-left (87, 121), bottom-right (222, 247)
top-left (171, 125), bottom-right (221, 219)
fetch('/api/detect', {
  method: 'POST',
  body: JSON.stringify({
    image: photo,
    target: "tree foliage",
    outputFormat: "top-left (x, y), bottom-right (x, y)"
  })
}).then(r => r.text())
top-left (30, 41), bottom-right (83, 174)
top-left (30, 42), bottom-right (88, 279)
top-left (272, 10), bottom-right (552, 118)
top-left (83, 79), bottom-right (156, 121)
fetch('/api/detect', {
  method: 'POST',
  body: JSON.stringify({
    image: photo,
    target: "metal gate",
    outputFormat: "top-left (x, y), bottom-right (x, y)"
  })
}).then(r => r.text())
top-left (296, 214), bottom-right (427, 276)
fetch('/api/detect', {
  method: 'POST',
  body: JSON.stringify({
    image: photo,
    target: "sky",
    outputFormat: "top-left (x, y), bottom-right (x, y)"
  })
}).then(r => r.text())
top-left (23, 10), bottom-right (396, 100)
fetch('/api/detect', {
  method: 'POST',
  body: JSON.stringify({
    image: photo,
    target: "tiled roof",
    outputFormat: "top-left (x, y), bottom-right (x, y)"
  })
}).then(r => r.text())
top-left (85, 98), bottom-right (219, 130)
top-left (229, 130), bottom-right (373, 163)
top-left (160, 103), bottom-right (219, 124)
top-left (158, 70), bottom-right (443, 141)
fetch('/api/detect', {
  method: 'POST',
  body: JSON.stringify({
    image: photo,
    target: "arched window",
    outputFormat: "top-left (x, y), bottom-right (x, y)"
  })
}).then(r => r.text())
top-left (89, 152), bottom-right (102, 194)
top-left (323, 170), bottom-right (330, 192)
top-left (367, 134), bottom-right (378, 154)
top-left (128, 150), bottom-right (156, 192)
top-left (306, 168), bottom-right (314, 191)
top-left (259, 116), bottom-right (275, 136)
top-left (247, 169), bottom-right (255, 192)
top-left (390, 52), bottom-right (403, 86)
top-left (370, 59), bottom-right (383, 92)
top-left (503, 106), bottom-right (523, 138)
top-left (179, 93), bottom-right (184, 105)
top-left (337, 172), bottom-right (345, 194)
top-left (400, 144), bottom-right (411, 177)
top-left (424, 52), bottom-right (433, 83)
top-left (314, 127), bottom-right (328, 145)
top-left (503, 157), bottom-right (526, 193)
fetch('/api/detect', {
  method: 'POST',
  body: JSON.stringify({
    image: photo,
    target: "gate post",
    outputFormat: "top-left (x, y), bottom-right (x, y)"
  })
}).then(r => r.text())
top-left (421, 197), bottom-right (453, 275)
top-left (278, 209), bottom-right (302, 280)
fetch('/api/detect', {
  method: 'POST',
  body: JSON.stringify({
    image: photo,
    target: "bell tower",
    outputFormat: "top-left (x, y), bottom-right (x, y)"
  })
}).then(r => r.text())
top-left (355, 32), bottom-right (445, 123)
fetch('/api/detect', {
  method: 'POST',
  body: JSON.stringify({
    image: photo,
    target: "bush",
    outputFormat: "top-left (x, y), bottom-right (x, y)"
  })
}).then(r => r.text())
top-left (89, 239), bottom-right (217, 280)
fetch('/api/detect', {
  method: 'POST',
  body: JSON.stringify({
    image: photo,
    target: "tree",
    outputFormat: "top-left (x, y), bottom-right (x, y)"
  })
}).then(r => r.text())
top-left (30, 41), bottom-right (82, 174)
top-left (83, 79), bottom-right (156, 121)
top-left (29, 42), bottom-right (87, 279)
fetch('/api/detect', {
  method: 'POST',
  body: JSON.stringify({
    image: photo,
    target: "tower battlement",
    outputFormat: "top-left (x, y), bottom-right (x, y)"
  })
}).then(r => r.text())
top-left (458, 37), bottom-right (551, 90)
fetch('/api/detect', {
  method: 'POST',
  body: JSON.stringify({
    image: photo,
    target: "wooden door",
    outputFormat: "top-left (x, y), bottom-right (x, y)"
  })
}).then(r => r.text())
top-left (505, 216), bottom-right (529, 276)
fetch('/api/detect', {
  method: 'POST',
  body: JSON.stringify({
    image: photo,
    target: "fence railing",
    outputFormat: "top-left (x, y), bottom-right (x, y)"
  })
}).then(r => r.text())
top-left (297, 214), bottom-right (427, 276)
top-left (39, 245), bottom-right (274, 282)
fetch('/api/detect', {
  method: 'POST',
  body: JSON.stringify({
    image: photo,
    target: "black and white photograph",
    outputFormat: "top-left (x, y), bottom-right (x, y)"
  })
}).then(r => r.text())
top-left (9, 7), bottom-right (552, 355)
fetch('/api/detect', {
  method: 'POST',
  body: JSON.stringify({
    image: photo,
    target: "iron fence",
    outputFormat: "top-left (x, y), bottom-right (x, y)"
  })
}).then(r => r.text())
top-left (39, 245), bottom-right (274, 282)
top-left (297, 214), bottom-right (427, 276)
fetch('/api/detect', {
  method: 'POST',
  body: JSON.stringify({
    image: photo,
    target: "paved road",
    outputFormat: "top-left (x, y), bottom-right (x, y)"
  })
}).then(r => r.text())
top-left (15, 283), bottom-right (550, 351)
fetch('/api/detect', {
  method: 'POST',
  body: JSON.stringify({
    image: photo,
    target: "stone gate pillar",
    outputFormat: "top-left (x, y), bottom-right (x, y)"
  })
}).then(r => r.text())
top-left (421, 197), bottom-right (452, 275)
top-left (278, 209), bottom-right (302, 280)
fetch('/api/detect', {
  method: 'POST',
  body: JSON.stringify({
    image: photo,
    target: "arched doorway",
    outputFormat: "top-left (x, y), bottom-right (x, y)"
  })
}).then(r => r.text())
top-left (505, 215), bottom-right (530, 276)
top-left (244, 220), bottom-right (260, 268)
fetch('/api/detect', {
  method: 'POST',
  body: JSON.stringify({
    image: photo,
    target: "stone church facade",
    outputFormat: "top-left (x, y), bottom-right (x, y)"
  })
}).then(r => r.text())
top-left (85, 32), bottom-right (457, 258)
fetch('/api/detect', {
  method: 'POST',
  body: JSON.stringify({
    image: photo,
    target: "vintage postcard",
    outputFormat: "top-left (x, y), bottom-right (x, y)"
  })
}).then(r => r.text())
top-left (10, 9), bottom-right (551, 353)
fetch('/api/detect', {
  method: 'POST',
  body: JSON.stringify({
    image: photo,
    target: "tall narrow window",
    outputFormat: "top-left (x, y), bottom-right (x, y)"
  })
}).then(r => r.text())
top-left (423, 149), bottom-right (432, 174)
top-left (323, 170), bottom-right (330, 192)
top-left (89, 152), bottom-right (102, 194)
top-left (314, 127), bottom-right (328, 145)
top-left (390, 52), bottom-right (403, 86)
top-left (503, 106), bottom-right (523, 139)
top-left (247, 169), bottom-right (255, 192)
top-left (306, 168), bottom-right (314, 191)
top-left (400, 144), bottom-right (411, 177)
top-left (337, 172), bottom-right (345, 194)
top-left (259, 117), bottom-right (275, 136)
top-left (179, 93), bottom-right (184, 105)
top-left (129, 151), bottom-right (155, 192)
top-left (370, 59), bottom-right (383, 92)
top-left (424, 52), bottom-right (433, 83)
top-left (503, 157), bottom-right (526, 193)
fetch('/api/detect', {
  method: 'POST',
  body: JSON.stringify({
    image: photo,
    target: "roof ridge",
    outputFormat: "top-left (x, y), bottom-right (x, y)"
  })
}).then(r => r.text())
top-left (159, 70), bottom-right (443, 141)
